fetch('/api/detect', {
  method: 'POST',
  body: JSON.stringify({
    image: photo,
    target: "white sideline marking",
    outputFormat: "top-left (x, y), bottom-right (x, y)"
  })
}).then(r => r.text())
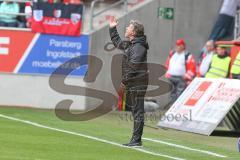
top-left (0, 155), bottom-right (46, 160)
top-left (0, 114), bottom-right (184, 160)
top-left (143, 138), bottom-right (226, 158)
top-left (0, 155), bottom-right (31, 160)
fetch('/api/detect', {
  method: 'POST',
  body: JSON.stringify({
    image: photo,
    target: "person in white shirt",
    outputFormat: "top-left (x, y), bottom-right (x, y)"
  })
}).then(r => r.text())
top-left (209, 0), bottom-right (240, 41)
top-left (165, 39), bottom-right (196, 104)
top-left (198, 40), bottom-right (215, 77)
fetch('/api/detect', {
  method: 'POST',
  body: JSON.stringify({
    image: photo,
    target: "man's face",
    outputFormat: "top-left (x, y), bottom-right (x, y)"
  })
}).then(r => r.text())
top-left (205, 42), bottom-right (214, 52)
top-left (216, 47), bottom-right (226, 56)
top-left (175, 45), bottom-right (185, 53)
top-left (125, 24), bottom-right (135, 38)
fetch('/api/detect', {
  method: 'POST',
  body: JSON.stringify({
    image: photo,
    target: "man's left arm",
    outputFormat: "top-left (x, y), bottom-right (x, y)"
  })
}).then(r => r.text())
top-left (184, 54), bottom-right (197, 82)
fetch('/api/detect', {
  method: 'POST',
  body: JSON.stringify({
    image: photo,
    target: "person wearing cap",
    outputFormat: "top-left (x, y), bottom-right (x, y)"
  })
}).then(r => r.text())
top-left (197, 40), bottom-right (215, 77)
top-left (230, 51), bottom-right (240, 79)
top-left (205, 46), bottom-right (231, 78)
top-left (165, 39), bottom-right (196, 104)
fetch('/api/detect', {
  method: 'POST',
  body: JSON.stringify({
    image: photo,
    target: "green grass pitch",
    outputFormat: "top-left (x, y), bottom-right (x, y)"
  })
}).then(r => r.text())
top-left (0, 107), bottom-right (240, 160)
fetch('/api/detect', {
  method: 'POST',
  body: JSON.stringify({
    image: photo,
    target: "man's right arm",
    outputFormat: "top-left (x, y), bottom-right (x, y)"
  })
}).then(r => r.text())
top-left (109, 27), bottom-right (128, 50)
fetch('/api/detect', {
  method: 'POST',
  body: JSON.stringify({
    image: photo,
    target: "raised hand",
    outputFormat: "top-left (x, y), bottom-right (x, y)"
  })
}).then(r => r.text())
top-left (109, 16), bottom-right (118, 28)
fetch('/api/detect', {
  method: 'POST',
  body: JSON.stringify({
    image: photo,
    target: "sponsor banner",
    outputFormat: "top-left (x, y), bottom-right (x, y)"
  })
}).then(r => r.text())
top-left (18, 34), bottom-right (89, 76)
top-left (158, 78), bottom-right (240, 135)
top-left (31, 2), bottom-right (83, 36)
top-left (0, 30), bottom-right (35, 72)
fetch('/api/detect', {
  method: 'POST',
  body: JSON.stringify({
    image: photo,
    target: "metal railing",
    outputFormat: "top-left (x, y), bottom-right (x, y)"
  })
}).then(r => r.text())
top-left (0, 12), bottom-right (30, 16)
top-left (89, 0), bottom-right (128, 31)
top-left (235, 10), bottom-right (240, 39)
top-left (0, 0), bottom-right (128, 32)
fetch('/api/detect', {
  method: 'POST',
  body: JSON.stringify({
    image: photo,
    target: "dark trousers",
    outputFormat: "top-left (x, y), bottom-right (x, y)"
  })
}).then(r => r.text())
top-left (232, 74), bottom-right (240, 79)
top-left (126, 86), bottom-right (147, 142)
top-left (209, 14), bottom-right (235, 41)
top-left (169, 76), bottom-right (186, 104)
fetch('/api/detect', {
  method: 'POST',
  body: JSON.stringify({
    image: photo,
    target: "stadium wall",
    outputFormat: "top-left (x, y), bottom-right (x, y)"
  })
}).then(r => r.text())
top-left (0, 0), bottom-right (222, 110)
top-left (87, 0), bottom-right (222, 109)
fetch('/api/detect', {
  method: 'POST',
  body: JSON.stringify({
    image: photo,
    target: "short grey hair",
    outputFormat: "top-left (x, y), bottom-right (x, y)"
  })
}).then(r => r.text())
top-left (129, 20), bottom-right (144, 37)
top-left (206, 40), bottom-right (216, 48)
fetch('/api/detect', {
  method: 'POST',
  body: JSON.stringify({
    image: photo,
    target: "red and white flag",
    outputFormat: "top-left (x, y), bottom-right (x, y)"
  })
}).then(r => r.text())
top-left (31, 2), bottom-right (83, 36)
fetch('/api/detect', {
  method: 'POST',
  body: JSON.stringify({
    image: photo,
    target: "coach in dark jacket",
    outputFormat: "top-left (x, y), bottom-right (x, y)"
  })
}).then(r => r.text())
top-left (109, 17), bottom-right (149, 147)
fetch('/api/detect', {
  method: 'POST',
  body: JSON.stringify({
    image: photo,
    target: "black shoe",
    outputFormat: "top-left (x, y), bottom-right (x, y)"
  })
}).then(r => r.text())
top-left (122, 141), bottom-right (143, 148)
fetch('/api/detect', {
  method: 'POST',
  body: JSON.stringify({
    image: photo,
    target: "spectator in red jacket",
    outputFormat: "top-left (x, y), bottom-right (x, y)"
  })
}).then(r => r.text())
top-left (165, 39), bottom-right (196, 103)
